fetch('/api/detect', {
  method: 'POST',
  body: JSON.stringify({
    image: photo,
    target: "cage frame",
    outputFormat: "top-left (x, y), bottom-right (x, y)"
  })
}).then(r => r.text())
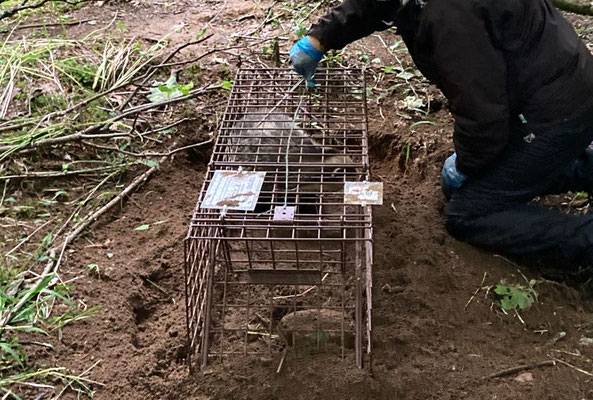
top-left (184, 67), bottom-right (374, 371)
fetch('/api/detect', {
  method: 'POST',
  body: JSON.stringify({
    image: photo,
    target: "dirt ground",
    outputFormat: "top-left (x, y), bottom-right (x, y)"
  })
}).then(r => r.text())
top-left (16, 0), bottom-right (593, 398)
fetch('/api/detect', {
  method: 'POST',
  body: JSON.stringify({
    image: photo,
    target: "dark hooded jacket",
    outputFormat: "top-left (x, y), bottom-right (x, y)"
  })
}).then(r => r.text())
top-left (308, 0), bottom-right (593, 176)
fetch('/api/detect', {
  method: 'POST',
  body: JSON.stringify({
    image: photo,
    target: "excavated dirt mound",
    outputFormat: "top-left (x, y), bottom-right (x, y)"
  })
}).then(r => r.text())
top-left (23, 1), bottom-right (593, 398)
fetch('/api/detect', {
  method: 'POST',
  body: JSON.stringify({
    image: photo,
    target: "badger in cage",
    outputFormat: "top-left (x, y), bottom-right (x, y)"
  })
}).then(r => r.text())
top-left (226, 109), bottom-right (362, 215)
top-left (185, 68), bottom-right (373, 371)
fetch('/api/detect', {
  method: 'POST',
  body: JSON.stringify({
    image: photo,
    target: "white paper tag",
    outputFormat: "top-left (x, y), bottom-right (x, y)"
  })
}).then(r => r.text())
top-left (201, 170), bottom-right (266, 211)
top-left (344, 181), bottom-right (383, 206)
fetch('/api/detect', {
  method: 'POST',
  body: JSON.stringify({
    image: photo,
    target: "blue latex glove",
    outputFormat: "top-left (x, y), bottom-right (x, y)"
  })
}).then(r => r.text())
top-left (441, 153), bottom-right (467, 199)
top-left (289, 36), bottom-right (323, 88)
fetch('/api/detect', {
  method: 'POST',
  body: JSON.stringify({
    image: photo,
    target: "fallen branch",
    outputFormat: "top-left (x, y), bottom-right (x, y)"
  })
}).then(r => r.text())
top-left (118, 33), bottom-right (214, 110)
top-left (0, 148), bottom-right (172, 331)
top-left (0, 0), bottom-right (87, 20)
top-left (0, 165), bottom-right (119, 180)
top-left (51, 149), bottom-right (170, 266)
top-left (82, 136), bottom-right (213, 158)
top-left (0, 33), bottom-right (203, 135)
top-left (0, 0), bottom-right (51, 20)
top-left (487, 360), bottom-right (556, 379)
top-left (0, 84), bottom-right (220, 156)
top-left (156, 37), bottom-right (273, 69)
top-left (6, 19), bottom-right (93, 31)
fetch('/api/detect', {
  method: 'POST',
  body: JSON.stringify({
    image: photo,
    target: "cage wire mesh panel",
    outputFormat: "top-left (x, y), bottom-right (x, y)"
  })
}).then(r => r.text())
top-left (184, 68), bottom-right (374, 370)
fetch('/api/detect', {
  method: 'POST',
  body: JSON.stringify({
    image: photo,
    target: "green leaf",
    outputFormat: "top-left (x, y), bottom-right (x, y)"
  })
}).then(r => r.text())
top-left (177, 81), bottom-right (194, 96)
top-left (196, 27), bottom-right (207, 40)
top-left (494, 284), bottom-right (535, 311)
top-left (221, 80), bottom-right (233, 90)
top-left (157, 84), bottom-right (175, 94)
top-left (384, 66), bottom-right (395, 73)
top-left (294, 24), bottom-right (308, 39)
top-left (148, 75), bottom-right (194, 103)
top-left (0, 342), bottom-right (25, 369)
top-left (396, 70), bottom-right (416, 81)
top-left (4, 197), bottom-right (16, 203)
top-left (136, 159), bottom-right (160, 169)
top-left (134, 224), bottom-right (150, 231)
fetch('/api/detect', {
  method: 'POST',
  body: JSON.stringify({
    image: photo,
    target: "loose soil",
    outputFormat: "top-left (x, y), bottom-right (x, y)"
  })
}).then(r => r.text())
top-left (14, 0), bottom-right (593, 398)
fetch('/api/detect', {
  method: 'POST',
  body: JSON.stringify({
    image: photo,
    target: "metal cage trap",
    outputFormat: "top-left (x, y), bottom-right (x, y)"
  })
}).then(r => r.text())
top-left (184, 68), bottom-right (378, 371)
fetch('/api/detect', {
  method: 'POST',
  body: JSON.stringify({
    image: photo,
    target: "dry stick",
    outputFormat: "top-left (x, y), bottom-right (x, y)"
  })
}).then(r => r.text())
top-left (81, 136), bottom-right (213, 158)
top-left (48, 149), bottom-right (174, 279)
top-left (0, 85), bottom-right (218, 154)
top-left (487, 360), bottom-right (556, 379)
top-left (117, 33), bottom-right (214, 111)
top-left (0, 80), bottom-right (130, 134)
top-left (464, 271), bottom-right (488, 310)
top-left (4, 218), bottom-right (54, 258)
top-left (243, 0), bottom-right (280, 38)
top-left (157, 37), bottom-right (273, 68)
top-left (0, 0), bottom-right (52, 20)
top-left (0, 165), bottom-right (118, 180)
top-left (9, 18), bottom-right (93, 30)
top-left (276, 347), bottom-right (289, 374)
top-left (551, 357), bottom-right (593, 377)
top-left (0, 26), bottom-right (179, 135)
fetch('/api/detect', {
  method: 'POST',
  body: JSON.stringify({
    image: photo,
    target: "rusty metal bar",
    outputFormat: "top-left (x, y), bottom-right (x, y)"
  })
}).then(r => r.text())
top-left (184, 68), bottom-right (373, 371)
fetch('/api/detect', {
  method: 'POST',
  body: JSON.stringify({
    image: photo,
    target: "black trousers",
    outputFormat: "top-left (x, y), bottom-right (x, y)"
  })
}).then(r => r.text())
top-left (446, 108), bottom-right (593, 268)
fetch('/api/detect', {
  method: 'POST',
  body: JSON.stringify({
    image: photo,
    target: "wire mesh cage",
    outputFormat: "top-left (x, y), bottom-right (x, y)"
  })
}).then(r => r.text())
top-left (184, 68), bottom-right (374, 371)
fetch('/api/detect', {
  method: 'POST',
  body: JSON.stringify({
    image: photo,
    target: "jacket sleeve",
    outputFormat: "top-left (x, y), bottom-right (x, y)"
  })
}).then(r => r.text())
top-left (426, 0), bottom-right (511, 177)
top-left (307, 0), bottom-right (400, 51)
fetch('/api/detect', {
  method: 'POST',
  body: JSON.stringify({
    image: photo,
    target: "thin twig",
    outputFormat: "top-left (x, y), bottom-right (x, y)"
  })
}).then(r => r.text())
top-left (465, 271), bottom-right (487, 310)
top-left (117, 34), bottom-right (214, 110)
top-left (551, 357), bottom-right (593, 376)
top-left (4, 218), bottom-right (54, 257)
top-left (487, 360), bottom-right (556, 379)
top-left (51, 149), bottom-right (171, 254)
top-left (0, 165), bottom-right (119, 180)
top-left (82, 136), bottom-right (213, 158)
top-left (243, 0), bottom-right (280, 37)
top-left (0, 0), bottom-right (51, 20)
top-left (0, 85), bottom-right (219, 155)
top-left (8, 18), bottom-right (93, 31)
top-left (156, 37), bottom-right (273, 68)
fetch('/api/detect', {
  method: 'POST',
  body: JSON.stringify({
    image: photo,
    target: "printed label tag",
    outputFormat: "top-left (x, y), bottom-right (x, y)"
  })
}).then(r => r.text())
top-left (201, 170), bottom-right (266, 211)
top-left (344, 181), bottom-right (384, 206)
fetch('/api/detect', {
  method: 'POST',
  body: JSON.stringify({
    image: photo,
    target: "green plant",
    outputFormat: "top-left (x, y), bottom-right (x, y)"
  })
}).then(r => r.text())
top-left (87, 263), bottom-right (100, 277)
top-left (0, 273), bottom-right (98, 396)
top-left (494, 282), bottom-right (537, 311)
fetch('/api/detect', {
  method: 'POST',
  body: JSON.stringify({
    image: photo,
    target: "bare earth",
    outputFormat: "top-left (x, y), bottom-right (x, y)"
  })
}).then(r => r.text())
top-left (18, 0), bottom-right (593, 398)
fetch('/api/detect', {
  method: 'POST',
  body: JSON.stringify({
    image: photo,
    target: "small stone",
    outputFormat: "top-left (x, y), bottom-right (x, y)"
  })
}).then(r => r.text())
top-left (514, 372), bottom-right (534, 383)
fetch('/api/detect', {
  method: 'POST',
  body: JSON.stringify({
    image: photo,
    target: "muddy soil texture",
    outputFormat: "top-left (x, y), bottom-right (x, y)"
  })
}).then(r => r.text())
top-left (15, 0), bottom-right (593, 399)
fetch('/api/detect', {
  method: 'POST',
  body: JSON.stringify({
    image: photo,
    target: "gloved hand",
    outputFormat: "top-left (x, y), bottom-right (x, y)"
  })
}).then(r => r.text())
top-left (289, 36), bottom-right (324, 88)
top-left (441, 153), bottom-right (467, 200)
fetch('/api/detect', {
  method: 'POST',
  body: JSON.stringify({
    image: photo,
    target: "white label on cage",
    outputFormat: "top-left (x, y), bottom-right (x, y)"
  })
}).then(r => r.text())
top-left (344, 182), bottom-right (383, 205)
top-left (201, 170), bottom-right (266, 211)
